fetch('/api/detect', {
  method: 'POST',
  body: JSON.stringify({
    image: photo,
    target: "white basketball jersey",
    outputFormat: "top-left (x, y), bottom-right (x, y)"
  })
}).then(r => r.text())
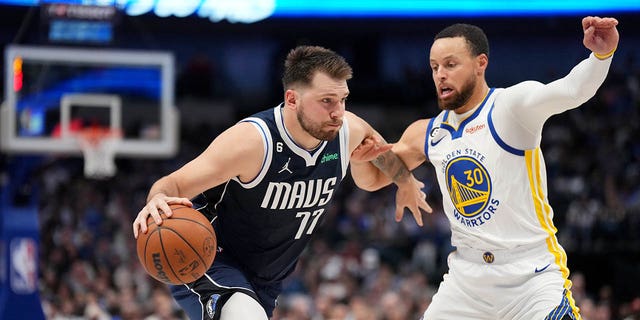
top-left (426, 88), bottom-right (563, 252)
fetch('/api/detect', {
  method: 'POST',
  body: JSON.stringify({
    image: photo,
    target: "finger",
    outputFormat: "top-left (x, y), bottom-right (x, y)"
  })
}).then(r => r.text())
top-left (583, 25), bottom-right (594, 36)
top-left (134, 208), bottom-right (149, 237)
top-left (594, 17), bottom-right (618, 28)
top-left (410, 207), bottom-right (424, 226)
top-left (148, 204), bottom-right (164, 225)
top-left (376, 143), bottom-right (393, 153)
top-left (395, 204), bottom-right (404, 223)
top-left (133, 218), bottom-right (141, 239)
top-left (158, 201), bottom-right (174, 219)
top-left (582, 16), bottom-right (593, 30)
top-left (167, 197), bottom-right (193, 207)
top-left (421, 201), bottom-right (433, 214)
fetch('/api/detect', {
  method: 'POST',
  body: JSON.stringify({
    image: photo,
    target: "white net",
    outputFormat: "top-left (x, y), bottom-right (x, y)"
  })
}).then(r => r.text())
top-left (76, 129), bottom-right (121, 179)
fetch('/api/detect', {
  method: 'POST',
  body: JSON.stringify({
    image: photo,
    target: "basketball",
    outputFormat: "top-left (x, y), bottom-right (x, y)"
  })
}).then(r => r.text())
top-left (136, 204), bottom-right (216, 285)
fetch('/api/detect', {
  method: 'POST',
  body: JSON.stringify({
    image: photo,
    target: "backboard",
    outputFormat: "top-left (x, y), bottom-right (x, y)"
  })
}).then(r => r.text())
top-left (1, 45), bottom-right (178, 157)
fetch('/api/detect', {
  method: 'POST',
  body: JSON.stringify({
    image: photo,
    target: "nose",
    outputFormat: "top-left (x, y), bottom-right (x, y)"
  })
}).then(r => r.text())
top-left (434, 67), bottom-right (447, 80)
top-left (330, 105), bottom-right (345, 119)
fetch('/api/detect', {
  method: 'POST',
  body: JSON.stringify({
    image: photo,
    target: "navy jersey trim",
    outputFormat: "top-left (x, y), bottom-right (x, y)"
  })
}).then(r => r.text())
top-left (232, 117), bottom-right (274, 188)
top-left (274, 106), bottom-right (327, 166)
top-left (488, 102), bottom-right (525, 156)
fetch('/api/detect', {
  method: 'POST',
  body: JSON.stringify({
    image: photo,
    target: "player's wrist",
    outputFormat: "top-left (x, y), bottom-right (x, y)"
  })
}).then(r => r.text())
top-left (594, 47), bottom-right (616, 60)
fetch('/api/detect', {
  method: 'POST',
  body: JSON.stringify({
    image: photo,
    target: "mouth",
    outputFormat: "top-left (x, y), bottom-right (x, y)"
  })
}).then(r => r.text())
top-left (439, 85), bottom-right (454, 99)
top-left (326, 121), bottom-right (343, 129)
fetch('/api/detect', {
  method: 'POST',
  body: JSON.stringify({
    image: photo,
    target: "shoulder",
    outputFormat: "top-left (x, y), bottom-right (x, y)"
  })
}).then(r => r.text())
top-left (344, 111), bottom-right (366, 131)
top-left (344, 111), bottom-right (372, 144)
top-left (398, 118), bottom-right (430, 149)
top-left (500, 81), bottom-right (544, 98)
top-left (216, 121), bottom-right (267, 152)
top-left (405, 119), bottom-right (430, 136)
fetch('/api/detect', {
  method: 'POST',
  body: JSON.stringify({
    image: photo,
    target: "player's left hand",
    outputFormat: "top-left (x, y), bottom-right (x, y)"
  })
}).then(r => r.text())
top-left (350, 136), bottom-right (393, 163)
top-left (395, 177), bottom-right (433, 226)
top-left (582, 16), bottom-right (619, 57)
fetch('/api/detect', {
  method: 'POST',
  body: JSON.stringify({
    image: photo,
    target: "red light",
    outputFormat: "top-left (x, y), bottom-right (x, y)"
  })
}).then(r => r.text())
top-left (13, 57), bottom-right (23, 92)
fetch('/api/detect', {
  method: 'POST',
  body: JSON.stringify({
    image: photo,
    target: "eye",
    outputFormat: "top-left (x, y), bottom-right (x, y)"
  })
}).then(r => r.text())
top-left (447, 62), bottom-right (456, 68)
top-left (430, 65), bottom-right (438, 72)
top-left (321, 98), bottom-right (332, 103)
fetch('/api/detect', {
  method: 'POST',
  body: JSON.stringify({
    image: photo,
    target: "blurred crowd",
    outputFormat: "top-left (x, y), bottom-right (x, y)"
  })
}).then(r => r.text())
top-left (3, 49), bottom-right (637, 320)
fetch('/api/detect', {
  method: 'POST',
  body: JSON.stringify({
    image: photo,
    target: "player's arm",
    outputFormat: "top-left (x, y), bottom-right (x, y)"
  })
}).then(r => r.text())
top-left (346, 112), bottom-right (432, 225)
top-left (346, 111), bottom-right (406, 190)
top-left (493, 16), bottom-right (618, 149)
top-left (133, 122), bottom-right (264, 238)
top-left (391, 119), bottom-right (430, 171)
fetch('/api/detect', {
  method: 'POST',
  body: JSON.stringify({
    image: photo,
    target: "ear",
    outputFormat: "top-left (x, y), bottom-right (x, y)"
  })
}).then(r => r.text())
top-left (284, 89), bottom-right (298, 109)
top-left (476, 53), bottom-right (488, 75)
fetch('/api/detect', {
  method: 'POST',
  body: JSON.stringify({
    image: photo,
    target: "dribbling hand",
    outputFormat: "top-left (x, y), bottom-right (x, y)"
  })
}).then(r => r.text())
top-left (132, 193), bottom-right (193, 238)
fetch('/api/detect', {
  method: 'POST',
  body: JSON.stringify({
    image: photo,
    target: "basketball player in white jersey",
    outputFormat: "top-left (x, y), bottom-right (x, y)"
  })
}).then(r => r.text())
top-left (362, 16), bottom-right (619, 319)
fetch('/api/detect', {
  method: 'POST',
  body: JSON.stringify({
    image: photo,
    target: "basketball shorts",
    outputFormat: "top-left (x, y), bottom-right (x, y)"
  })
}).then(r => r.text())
top-left (170, 251), bottom-right (282, 320)
top-left (422, 242), bottom-right (580, 320)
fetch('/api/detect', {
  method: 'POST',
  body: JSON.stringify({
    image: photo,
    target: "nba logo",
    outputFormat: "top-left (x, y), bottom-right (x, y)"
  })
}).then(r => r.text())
top-left (9, 238), bottom-right (37, 294)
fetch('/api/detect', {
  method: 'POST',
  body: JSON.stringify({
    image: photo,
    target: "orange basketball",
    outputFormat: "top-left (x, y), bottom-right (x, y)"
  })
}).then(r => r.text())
top-left (137, 204), bottom-right (216, 285)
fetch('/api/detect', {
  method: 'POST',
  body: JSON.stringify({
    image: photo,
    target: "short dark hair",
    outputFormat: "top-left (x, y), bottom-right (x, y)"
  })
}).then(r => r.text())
top-left (435, 23), bottom-right (489, 58)
top-left (282, 46), bottom-right (353, 90)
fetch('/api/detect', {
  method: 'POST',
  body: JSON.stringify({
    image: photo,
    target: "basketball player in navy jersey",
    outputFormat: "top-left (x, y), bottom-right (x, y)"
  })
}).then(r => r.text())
top-left (132, 46), bottom-right (431, 320)
top-left (363, 16), bottom-right (619, 319)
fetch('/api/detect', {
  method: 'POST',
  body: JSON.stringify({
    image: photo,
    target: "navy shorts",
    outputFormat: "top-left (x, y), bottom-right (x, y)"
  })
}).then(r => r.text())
top-left (170, 251), bottom-right (282, 320)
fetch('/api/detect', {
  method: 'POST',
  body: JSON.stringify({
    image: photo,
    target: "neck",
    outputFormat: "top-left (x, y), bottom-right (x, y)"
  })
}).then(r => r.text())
top-left (282, 106), bottom-right (322, 150)
top-left (454, 83), bottom-right (490, 114)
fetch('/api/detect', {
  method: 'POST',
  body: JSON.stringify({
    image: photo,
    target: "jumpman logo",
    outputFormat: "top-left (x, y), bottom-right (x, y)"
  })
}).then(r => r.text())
top-left (278, 157), bottom-right (293, 174)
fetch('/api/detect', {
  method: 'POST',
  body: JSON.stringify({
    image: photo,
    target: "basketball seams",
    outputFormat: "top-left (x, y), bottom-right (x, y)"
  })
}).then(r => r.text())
top-left (166, 205), bottom-right (215, 238)
top-left (137, 205), bottom-right (217, 285)
top-left (158, 228), bottom-right (187, 284)
top-left (161, 227), bottom-right (209, 279)
top-left (141, 227), bottom-right (160, 274)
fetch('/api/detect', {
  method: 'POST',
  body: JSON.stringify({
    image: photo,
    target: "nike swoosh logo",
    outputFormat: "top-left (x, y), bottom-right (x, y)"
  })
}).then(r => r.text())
top-left (534, 263), bottom-right (551, 273)
top-left (430, 136), bottom-right (445, 147)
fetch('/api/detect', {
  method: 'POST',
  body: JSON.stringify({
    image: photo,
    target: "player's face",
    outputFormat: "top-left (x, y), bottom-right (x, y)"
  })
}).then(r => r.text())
top-left (297, 72), bottom-right (349, 141)
top-left (429, 37), bottom-right (479, 111)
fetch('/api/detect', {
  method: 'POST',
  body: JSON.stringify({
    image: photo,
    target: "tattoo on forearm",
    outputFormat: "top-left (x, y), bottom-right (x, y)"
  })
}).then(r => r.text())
top-left (372, 150), bottom-right (410, 182)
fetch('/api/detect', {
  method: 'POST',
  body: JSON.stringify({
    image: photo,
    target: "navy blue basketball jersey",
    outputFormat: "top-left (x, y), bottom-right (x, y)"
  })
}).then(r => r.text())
top-left (204, 105), bottom-right (350, 283)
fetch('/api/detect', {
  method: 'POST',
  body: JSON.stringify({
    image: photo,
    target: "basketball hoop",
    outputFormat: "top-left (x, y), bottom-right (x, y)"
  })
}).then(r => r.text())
top-left (75, 127), bottom-right (122, 179)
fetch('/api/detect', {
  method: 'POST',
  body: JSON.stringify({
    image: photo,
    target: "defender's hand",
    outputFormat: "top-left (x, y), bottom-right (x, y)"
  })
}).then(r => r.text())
top-left (395, 177), bottom-right (433, 226)
top-left (351, 136), bottom-right (393, 163)
top-left (132, 194), bottom-right (193, 238)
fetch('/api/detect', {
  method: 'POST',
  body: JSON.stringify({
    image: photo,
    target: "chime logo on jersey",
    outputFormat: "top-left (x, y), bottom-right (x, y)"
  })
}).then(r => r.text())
top-left (445, 156), bottom-right (500, 227)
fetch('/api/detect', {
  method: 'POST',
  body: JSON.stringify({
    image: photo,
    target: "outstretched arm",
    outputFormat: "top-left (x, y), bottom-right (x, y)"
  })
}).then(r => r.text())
top-left (493, 16), bottom-right (619, 149)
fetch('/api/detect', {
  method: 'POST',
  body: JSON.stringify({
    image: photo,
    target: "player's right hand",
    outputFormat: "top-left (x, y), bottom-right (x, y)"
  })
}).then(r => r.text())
top-left (132, 194), bottom-right (193, 238)
top-left (582, 16), bottom-right (619, 57)
top-left (395, 177), bottom-right (432, 226)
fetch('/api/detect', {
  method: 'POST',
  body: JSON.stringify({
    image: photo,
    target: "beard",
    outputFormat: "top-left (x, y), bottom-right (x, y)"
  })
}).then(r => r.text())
top-left (297, 104), bottom-right (341, 141)
top-left (437, 74), bottom-right (476, 111)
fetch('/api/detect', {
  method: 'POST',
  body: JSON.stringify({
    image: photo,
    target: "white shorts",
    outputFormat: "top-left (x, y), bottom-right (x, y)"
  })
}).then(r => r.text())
top-left (422, 242), bottom-right (580, 320)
